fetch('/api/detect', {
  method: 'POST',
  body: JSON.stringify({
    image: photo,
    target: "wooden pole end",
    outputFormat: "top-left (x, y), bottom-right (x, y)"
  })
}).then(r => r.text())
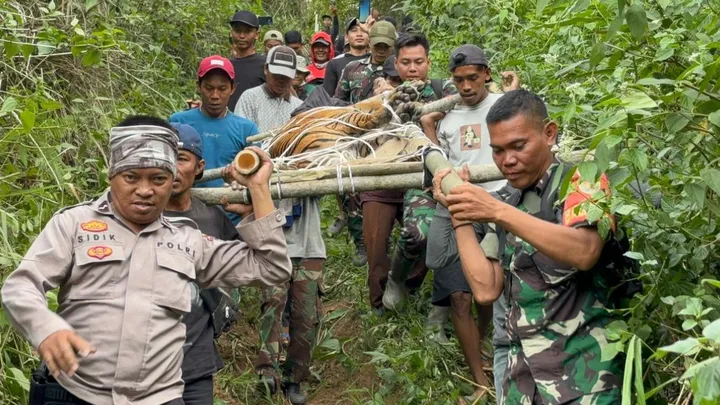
top-left (234, 150), bottom-right (261, 176)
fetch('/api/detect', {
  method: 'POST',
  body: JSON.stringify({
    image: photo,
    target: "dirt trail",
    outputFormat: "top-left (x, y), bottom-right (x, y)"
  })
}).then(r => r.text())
top-left (214, 299), bottom-right (383, 405)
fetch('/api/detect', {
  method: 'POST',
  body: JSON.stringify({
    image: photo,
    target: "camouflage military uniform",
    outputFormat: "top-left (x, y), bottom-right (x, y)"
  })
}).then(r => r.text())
top-left (334, 56), bottom-right (385, 103)
top-left (387, 188), bottom-right (437, 288)
top-left (255, 258), bottom-right (323, 383)
top-left (384, 79), bottom-right (458, 286)
top-left (488, 163), bottom-right (622, 404)
top-left (333, 56), bottom-right (386, 249)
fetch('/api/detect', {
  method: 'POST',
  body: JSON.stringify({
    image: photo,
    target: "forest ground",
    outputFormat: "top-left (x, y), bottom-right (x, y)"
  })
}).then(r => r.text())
top-left (209, 197), bottom-right (495, 405)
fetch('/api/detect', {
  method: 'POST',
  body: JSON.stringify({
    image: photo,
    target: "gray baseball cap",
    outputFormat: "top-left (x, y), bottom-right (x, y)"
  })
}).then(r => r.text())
top-left (449, 44), bottom-right (489, 70)
top-left (449, 44), bottom-right (492, 82)
top-left (266, 46), bottom-right (297, 79)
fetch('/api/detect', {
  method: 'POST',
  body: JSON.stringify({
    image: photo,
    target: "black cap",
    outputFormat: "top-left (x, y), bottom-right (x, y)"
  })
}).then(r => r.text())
top-left (312, 37), bottom-right (331, 47)
top-left (345, 17), bottom-right (360, 33)
top-left (285, 30), bottom-right (302, 45)
top-left (382, 55), bottom-right (398, 77)
top-left (322, 14), bottom-right (332, 19)
top-left (230, 10), bottom-right (259, 28)
top-left (449, 45), bottom-right (492, 82)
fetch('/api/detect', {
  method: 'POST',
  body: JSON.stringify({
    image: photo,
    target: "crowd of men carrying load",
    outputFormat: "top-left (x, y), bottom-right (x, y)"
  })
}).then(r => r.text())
top-left (3, 6), bottom-right (629, 405)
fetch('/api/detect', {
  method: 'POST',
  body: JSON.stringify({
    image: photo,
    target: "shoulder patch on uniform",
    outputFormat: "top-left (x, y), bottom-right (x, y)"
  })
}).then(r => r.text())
top-left (164, 215), bottom-right (200, 230)
top-left (54, 200), bottom-right (93, 216)
top-left (81, 220), bottom-right (108, 232)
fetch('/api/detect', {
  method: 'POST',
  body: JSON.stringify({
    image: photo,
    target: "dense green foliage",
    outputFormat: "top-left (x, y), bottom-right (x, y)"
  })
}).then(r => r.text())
top-left (1, 0), bottom-right (719, 404)
top-left (402, 0), bottom-right (720, 403)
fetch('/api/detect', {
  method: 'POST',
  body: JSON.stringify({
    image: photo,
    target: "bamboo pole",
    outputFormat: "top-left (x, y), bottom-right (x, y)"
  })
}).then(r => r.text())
top-left (192, 157), bottom-right (505, 205)
top-left (202, 162), bottom-right (426, 184)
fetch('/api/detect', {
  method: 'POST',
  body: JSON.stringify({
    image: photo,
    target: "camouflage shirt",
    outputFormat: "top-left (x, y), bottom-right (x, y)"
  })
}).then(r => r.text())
top-left (335, 55), bottom-right (458, 104)
top-left (416, 78), bottom-right (457, 103)
top-left (492, 163), bottom-right (622, 405)
top-left (334, 56), bottom-right (384, 103)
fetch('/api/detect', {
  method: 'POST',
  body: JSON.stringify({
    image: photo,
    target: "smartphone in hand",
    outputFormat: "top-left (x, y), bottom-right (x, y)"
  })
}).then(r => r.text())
top-left (358, 0), bottom-right (371, 22)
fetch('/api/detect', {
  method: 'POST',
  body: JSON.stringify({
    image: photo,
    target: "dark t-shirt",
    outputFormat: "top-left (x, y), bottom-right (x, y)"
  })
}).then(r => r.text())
top-left (228, 53), bottom-right (266, 111)
top-left (164, 196), bottom-right (239, 381)
top-left (323, 52), bottom-right (370, 96)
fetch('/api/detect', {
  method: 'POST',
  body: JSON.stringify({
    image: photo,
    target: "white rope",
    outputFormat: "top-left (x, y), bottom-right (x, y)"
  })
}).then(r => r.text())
top-left (261, 121), bottom-right (434, 180)
top-left (336, 164), bottom-right (343, 194)
top-left (347, 164), bottom-right (356, 193)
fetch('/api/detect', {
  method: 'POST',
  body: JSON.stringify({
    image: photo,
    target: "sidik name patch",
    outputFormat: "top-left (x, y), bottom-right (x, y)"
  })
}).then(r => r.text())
top-left (87, 246), bottom-right (113, 260)
top-left (81, 220), bottom-right (108, 232)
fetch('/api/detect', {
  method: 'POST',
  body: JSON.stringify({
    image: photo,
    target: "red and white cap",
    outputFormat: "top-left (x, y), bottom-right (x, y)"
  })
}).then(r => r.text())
top-left (197, 55), bottom-right (235, 80)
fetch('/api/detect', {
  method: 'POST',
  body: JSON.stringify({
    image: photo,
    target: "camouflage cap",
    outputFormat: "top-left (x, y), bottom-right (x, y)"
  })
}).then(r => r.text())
top-left (109, 125), bottom-right (179, 179)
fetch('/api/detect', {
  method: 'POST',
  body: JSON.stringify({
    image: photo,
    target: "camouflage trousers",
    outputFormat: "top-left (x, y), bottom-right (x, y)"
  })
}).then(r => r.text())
top-left (254, 258), bottom-right (323, 383)
top-left (502, 342), bottom-right (622, 405)
top-left (362, 189), bottom-right (435, 308)
top-left (340, 194), bottom-right (363, 247)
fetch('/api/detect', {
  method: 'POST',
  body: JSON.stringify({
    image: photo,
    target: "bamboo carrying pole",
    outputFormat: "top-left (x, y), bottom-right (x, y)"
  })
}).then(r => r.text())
top-left (192, 148), bottom-right (586, 205)
top-left (192, 151), bottom-right (502, 205)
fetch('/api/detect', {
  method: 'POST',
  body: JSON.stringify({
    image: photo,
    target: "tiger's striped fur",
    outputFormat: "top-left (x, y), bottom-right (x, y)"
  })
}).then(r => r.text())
top-left (267, 96), bottom-right (392, 158)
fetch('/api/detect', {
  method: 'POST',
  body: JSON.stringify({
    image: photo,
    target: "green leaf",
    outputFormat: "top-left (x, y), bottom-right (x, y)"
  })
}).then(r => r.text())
top-left (657, 0), bottom-right (670, 9)
top-left (637, 78), bottom-right (675, 86)
top-left (607, 15), bottom-right (623, 40)
top-left (21, 43), bottom-right (34, 59)
top-left (703, 319), bottom-right (720, 343)
top-left (85, 0), bottom-right (99, 12)
top-left (700, 169), bottom-right (720, 194)
top-left (621, 149), bottom-right (648, 171)
top-left (324, 308), bottom-right (349, 322)
top-left (680, 357), bottom-right (720, 404)
top-left (549, 162), bottom-right (565, 197)
top-left (590, 42), bottom-right (606, 69)
top-left (616, 204), bottom-right (637, 215)
top-left (3, 37), bottom-right (19, 58)
top-left (678, 297), bottom-right (703, 317)
top-left (498, 9), bottom-right (508, 23)
top-left (594, 110), bottom-right (627, 133)
top-left (653, 47), bottom-right (674, 61)
top-left (595, 141), bottom-right (610, 173)
top-left (624, 251), bottom-right (644, 261)
top-left (708, 110), bottom-right (720, 128)
top-left (82, 49), bottom-right (102, 66)
top-left (682, 319), bottom-right (698, 331)
top-left (578, 161), bottom-right (598, 183)
top-left (625, 4), bottom-right (648, 41)
top-left (536, 0), bottom-right (550, 15)
top-left (665, 113), bottom-right (690, 133)
top-left (702, 279), bottom-right (720, 290)
top-left (36, 40), bottom-right (54, 55)
top-left (0, 97), bottom-right (18, 115)
top-left (622, 335), bottom-right (636, 404)
top-left (621, 91), bottom-right (657, 110)
top-left (7, 367), bottom-right (29, 392)
top-left (19, 109), bottom-right (35, 132)
top-left (657, 337), bottom-right (701, 356)
top-left (684, 182), bottom-right (706, 209)
top-left (634, 337), bottom-right (646, 405)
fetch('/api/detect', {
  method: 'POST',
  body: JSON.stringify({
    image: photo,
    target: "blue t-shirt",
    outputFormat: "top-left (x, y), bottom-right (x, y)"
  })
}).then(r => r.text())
top-left (169, 108), bottom-right (259, 188)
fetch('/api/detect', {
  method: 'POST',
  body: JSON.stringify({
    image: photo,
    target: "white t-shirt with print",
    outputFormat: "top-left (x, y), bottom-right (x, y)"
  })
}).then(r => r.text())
top-left (437, 92), bottom-right (505, 192)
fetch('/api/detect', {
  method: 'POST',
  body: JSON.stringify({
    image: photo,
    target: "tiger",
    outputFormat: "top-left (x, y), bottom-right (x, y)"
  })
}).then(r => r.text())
top-left (267, 96), bottom-right (394, 158)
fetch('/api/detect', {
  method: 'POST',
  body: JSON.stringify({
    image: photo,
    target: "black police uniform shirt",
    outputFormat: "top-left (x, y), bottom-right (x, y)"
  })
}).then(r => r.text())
top-left (163, 196), bottom-right (239, 381)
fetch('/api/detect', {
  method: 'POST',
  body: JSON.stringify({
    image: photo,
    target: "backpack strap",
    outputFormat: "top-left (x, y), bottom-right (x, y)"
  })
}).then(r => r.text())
top-left (540, 162), bottom-right (573, 223)
top-left (431, 79), bottom-right (444, 99)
